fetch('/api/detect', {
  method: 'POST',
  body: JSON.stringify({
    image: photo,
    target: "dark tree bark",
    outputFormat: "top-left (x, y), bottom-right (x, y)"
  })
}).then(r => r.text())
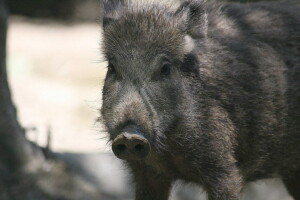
top-left (0, 0), bottom-right (33, 176)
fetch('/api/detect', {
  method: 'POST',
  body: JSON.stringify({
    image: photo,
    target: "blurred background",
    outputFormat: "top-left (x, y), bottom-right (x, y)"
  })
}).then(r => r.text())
top-left (0, 0), bottom-right (294, 199)
top-left (7, 0), bottom-right (106, 153)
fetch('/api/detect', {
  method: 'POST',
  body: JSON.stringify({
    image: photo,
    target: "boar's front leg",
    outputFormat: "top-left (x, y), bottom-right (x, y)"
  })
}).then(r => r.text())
top-left (190, 146), bottom-right (242, 200)
top-left (173, 135), bottom-right (242, 199)
top-left (205, 169), bottom-right (242, 200)
top-left (188, 156), bottom-right (242, 200)
top-left (195, 150), bottom-right (242, 200)
top-left (129, 163), bottom-right (172, 200)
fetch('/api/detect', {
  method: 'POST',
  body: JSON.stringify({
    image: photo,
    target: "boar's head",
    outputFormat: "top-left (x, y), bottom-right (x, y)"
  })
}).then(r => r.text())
top-left (101, 0), bottom-right (208, 160)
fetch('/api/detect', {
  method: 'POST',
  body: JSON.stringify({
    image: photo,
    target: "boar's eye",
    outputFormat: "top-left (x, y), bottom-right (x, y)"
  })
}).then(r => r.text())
top-left (107, 62), bottom-right (116, 74)
top-left (160, 63), bottom-right (171, 77)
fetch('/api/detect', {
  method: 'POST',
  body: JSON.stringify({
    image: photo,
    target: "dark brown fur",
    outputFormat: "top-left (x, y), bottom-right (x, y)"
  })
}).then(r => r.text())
top-left (100, 0), bottom-right (300, 199)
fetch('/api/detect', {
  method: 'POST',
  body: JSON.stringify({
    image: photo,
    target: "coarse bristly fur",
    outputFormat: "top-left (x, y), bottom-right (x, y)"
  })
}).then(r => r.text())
top-left (100, 0), bottom-right (300, 199)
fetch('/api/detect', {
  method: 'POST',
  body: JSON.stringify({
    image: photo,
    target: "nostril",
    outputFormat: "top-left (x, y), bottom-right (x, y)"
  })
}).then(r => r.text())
top-left (115, 144), bottom-right (126, 152)
top-left (134, 144), bottom-right (145, 152)
top-left (112, 133), bottom-right (150, 160)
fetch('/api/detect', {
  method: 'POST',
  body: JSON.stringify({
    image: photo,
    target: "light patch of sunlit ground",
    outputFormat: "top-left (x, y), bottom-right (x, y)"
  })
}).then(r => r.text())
top-left (7, 17), bottom-right (109, 153)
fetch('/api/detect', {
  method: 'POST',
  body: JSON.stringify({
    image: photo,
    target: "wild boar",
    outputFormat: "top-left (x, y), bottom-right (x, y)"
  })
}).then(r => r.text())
top-left (100, 0), bottom-right (300, 199)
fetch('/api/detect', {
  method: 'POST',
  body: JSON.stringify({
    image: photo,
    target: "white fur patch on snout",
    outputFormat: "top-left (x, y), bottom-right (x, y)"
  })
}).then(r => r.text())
top-left (184, 35), bottom-right (195, 53)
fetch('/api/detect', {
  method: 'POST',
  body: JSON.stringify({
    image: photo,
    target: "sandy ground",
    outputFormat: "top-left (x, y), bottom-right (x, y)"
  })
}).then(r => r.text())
top-left (7, 17), bottom-right (108, 153)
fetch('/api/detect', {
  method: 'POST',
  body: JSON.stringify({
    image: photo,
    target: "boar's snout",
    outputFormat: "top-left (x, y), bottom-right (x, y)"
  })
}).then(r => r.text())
top-left (112, 125), bottom-right (150, 160)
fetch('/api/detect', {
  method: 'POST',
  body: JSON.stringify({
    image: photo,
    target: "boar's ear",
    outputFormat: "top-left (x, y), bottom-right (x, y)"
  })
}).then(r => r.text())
top-left (102, 0), bottom-right (125, 29)
top-left (174, 0), bottom-right (208, 39)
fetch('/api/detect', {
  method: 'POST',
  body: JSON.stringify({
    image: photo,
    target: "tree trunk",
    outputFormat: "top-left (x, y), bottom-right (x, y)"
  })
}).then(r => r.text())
top-left (0, 0), bottom-right (33, 177)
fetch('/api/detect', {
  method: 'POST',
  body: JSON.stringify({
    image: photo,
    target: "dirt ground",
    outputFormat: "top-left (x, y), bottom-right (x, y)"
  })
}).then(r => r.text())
top-left (7, 17), bottom-right (108, 153)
